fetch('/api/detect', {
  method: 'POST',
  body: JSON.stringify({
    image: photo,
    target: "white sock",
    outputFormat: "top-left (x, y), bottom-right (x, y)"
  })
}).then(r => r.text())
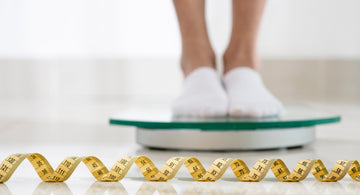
top-left (223, 67), bottom-right (284, 117)
top-left (172, 67), bottom-right (228, 117)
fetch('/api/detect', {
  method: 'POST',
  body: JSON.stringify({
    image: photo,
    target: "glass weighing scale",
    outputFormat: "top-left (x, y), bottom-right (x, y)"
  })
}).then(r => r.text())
top-left (109, 105), bottom-right (340, 150)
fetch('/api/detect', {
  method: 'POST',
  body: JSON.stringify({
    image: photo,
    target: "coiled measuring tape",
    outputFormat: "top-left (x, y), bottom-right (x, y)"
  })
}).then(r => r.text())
top-left (1, 153), bottom-right (360, 183)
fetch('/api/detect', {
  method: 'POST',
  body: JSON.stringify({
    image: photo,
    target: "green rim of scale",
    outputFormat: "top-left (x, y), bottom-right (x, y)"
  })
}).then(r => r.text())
top-left (109, 106), bottom-right (341, 130)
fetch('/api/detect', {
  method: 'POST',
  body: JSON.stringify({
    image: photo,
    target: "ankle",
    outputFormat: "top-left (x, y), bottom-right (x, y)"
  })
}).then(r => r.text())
top-left (181, 47), bottom-right (216, 77)
top-left (223, 45), bottom-right (260, 74)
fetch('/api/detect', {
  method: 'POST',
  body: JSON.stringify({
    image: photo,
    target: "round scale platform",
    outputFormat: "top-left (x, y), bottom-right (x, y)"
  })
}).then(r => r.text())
top-left (110, 105), bottom-right (340, 150)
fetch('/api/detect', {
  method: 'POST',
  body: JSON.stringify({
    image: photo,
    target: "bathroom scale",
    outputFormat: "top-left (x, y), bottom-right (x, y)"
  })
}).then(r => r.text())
top-left (109, 105), bottom-right (340, 150)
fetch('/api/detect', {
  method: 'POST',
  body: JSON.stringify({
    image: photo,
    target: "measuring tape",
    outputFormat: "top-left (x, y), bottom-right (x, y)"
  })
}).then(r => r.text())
top-left (1, 153), bottom-right (360, 183)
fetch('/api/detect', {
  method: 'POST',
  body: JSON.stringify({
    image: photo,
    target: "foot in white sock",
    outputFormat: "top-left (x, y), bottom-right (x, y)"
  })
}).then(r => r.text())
top-left (172, 67), bottom-right (228, 117)
top-left (223, 67), bottom-right (284, 117)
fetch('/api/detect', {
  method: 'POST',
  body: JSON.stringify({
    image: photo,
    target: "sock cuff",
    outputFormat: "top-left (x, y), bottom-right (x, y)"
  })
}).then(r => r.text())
top-left (223, 67), bottom-right (261, 84)
top-left (185, 67), bottom-right (220, 85)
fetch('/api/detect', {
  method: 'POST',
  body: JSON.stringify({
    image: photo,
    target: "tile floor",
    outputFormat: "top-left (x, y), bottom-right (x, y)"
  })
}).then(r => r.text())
top-left (0, 98), bottom-right (359, 194)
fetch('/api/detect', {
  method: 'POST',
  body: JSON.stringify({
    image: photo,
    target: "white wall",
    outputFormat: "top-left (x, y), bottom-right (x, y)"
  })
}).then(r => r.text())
top-left (0, 0), bottom-right (359, 59)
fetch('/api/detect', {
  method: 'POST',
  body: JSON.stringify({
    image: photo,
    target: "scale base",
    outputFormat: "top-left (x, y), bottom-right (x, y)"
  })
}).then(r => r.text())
top-left (136, 127), bottom-right (315, 151)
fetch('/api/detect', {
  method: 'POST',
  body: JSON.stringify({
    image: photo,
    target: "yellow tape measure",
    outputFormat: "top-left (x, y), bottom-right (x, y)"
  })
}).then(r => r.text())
top-left (1, 153), bottom-right (360, 183)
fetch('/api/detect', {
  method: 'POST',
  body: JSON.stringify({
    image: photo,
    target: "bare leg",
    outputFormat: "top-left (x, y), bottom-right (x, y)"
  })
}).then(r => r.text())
top-left (173, 0), bottom-right (215, 77)
top-left (223, 0), bottom-right (283, 117)
top-left (223, 0), bottom-right (266, 73)
top-left (171, 0), bottom-right (227, 116)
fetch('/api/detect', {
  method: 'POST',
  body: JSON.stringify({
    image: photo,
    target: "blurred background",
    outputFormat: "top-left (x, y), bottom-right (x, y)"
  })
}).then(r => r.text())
top-left (0, 0), bottom-right (359, 143)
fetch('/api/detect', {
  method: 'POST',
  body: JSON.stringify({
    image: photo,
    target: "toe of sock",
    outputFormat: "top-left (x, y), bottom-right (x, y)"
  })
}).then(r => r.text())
top-left (228, 100), bottom-right (284, 117)
top-left (228, 106), bottom-right (248, 117)
top-left (172, 104), bottom-right (227, 117)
